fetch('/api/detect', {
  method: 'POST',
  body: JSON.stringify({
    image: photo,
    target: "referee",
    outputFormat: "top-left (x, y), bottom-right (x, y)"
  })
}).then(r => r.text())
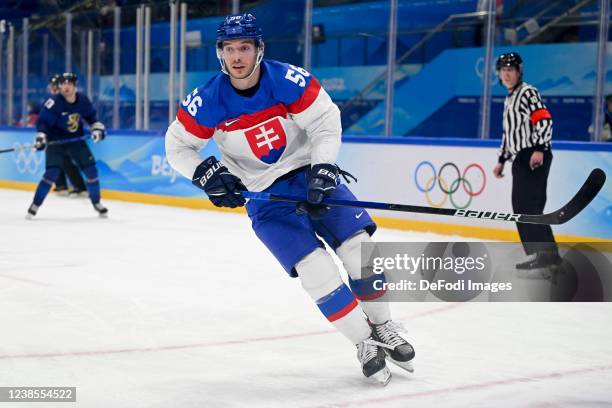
top-left (492, 52), bottom-right (560, 275)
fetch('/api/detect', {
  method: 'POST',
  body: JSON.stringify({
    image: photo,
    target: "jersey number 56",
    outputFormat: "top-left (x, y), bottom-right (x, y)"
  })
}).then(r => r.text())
top-left (285, 65), bottom-right (310, 88)
top-left (182, 89), bottom-right (203, 116)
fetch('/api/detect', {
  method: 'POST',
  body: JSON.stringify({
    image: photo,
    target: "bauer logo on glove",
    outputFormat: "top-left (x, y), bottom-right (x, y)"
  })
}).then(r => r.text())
top-left (196, 159), bottom-right (223, 188)
top-left (192, 156), bottom-right (247, 208)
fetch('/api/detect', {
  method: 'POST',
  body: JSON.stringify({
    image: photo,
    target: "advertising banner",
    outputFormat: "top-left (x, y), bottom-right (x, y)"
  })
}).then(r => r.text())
top-left (0, 129), bottom-right (218, 198)
top-left (338, 139), bottom-right (612, 240)
top-left (1, 129), bottom-right (610, 240)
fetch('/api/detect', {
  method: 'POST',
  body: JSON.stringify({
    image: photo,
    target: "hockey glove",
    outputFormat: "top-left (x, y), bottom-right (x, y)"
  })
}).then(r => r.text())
top-left (296, 163), bottom-right (339, 220)
top-left (34, 132), bottom-right (47, 151)
top-left (91, 122), bottom-right (106, 143)
top-left (192, 156), bottom-right (247, 208)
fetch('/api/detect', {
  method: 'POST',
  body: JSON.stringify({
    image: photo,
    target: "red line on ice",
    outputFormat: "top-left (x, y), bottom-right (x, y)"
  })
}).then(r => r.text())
top-left (311, 364), bottom-right (612, 408)
top-left (0, 303), bottom-right (461, 359)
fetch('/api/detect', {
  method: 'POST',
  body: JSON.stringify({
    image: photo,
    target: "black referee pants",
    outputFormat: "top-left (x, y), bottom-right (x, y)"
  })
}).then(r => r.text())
top-left (511, 148), bottom-right (558, 256)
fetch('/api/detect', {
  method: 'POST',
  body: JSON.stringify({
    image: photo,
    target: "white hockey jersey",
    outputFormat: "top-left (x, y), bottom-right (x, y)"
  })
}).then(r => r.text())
top-left (165, 59), bottom-right (342, 192)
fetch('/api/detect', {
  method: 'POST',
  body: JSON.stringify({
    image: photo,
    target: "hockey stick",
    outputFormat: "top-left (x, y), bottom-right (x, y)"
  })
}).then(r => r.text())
top-left (0, 136), bottom-right (89, 154)
top-left (242, 168), bottom-right (606, 225)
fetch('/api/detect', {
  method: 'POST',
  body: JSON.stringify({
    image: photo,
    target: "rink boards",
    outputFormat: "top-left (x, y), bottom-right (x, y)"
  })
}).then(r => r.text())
top-left (1, 127), bottom-right (610, 241)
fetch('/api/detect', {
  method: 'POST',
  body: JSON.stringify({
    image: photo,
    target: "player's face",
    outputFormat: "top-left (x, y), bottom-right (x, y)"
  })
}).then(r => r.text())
top-left (60, 81), bottom-right (77, 98)
top-left (49, 84), bottom-right (59, 95)
top-left (499, 66), bottom-right (520, 89)
top-left (221, 40), bottom-right (258, 79)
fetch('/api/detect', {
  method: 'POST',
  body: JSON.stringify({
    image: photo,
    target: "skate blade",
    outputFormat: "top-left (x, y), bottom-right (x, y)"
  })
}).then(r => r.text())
top-left (25, 213), bottom-right (34, 220)
top-left (98, 212), bottom-right (109, 219)
top-left (516, 268), bottom-right (552, 279)
top-left (368, 366), bottom-right (391, 386)
top-left (388, 357), bottom-right (414, 373)
top-left (70, 192), bottom-right (89, 198)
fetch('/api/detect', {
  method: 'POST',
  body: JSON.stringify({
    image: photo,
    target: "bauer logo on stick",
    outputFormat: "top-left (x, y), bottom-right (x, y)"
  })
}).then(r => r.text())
top-left (454, 209), bottom-right (520, 222)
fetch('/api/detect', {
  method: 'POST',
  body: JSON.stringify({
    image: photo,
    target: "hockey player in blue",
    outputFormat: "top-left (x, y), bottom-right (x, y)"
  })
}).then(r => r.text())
top-left (27, 73), bottom-right (108, 218)
top-left (165, 13), bottom-right (414, 385)
top-left (46, 73), bottom-right (88, 197)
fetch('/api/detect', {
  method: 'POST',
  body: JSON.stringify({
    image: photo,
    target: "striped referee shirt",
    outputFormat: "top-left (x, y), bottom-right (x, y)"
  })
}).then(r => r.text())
top-left (499, 82), bottom-right (553, 163)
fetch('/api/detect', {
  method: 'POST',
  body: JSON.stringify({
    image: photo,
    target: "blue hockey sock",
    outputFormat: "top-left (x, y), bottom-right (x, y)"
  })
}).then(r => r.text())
top-left (348, 275), bottom-right (390, 324)
top-left (82, 165), bottom-right (101, 204)
top-left (32, 167), bottom-right (61, 206)
top-left (348, 274), bottom-right (387, 301)
top-left (316, 283), bottom-right (358, 322)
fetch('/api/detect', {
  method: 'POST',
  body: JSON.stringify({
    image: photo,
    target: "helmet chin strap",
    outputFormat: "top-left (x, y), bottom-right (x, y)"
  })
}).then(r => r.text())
top-left (217, 46), bottom-right (264, 80)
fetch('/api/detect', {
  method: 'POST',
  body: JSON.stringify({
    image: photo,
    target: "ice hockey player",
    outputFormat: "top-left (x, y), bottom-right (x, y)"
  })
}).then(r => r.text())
top-left (46, 73), bottom-right (89, 198)
top-left (26, 72), bottom-right (108, 219)
top-left (165, 13), bottom-right (414, 385)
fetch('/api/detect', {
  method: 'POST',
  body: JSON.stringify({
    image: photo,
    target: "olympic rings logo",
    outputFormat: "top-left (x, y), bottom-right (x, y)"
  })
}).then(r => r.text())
top-left (11, 142), bottom-right (44, 175)
top-left (414, 161), bottom-right (487, 209)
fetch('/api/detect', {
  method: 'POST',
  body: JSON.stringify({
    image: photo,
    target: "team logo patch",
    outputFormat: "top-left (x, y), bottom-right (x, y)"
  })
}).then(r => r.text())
top-left (244, 117), bottom-right (287, 164)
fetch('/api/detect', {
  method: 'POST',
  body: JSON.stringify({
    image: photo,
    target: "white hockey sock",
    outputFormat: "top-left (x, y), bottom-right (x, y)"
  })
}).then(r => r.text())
top-left (296, 248), bottom-right (371, 344)
top-left (336, 231), bottom-right (391, 325)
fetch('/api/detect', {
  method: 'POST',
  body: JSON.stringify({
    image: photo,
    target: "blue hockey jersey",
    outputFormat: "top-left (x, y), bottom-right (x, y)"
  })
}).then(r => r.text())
top-left (165, 59), bottom-right (342, 192)
top-left (37, 93), bottom-right (98, 141)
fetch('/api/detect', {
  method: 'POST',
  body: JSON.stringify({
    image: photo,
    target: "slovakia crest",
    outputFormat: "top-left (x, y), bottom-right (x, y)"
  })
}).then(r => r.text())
top-left (244, 117), bottom-right (287, 164)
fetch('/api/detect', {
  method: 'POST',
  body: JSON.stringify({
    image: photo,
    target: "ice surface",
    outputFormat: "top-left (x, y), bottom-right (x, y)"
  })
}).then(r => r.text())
top-left (1, 189), bottom-right (611, 408)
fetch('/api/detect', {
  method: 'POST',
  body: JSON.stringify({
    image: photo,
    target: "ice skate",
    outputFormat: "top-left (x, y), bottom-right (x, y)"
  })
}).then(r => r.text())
top-left (93, 202), bottom-right (109, 218)
top-left (356, 337), bottom-right (391, 386)
top-left (69, 189), bottom-right (89, 198)
top-left (515, 252), bottom-right (561, 279)
top-left (371, 320), bottom-right (415, 373)
top-left (25, 204), bottom-right (39, 220)
top-left (54, 186), bottom-right (69, 196)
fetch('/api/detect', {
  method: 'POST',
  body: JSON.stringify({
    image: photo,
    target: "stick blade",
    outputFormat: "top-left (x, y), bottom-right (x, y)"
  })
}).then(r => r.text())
top-left (547, 168), bottom-right (606, 225)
